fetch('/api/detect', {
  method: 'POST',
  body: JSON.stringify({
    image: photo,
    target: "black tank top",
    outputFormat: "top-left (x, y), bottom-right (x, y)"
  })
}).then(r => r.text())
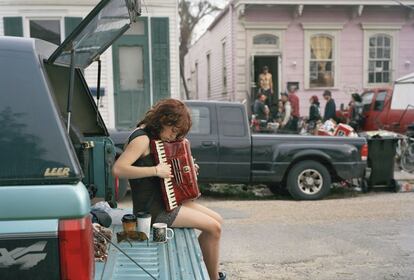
top-left (127, 129), bottom-right (164, 218)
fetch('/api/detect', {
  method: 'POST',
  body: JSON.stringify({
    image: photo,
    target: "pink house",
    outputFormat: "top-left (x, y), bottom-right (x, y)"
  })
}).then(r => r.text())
top-left (184, 0), bottom-right (414, 117)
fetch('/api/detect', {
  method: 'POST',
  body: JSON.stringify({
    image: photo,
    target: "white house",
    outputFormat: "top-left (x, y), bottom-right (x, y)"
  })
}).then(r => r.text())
top-left (0, 0), bottom-right (180, 129)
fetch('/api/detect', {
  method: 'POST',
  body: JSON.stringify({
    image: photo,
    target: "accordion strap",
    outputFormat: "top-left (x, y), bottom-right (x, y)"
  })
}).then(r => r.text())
top-left (144, 139), bottom-right (157, 213)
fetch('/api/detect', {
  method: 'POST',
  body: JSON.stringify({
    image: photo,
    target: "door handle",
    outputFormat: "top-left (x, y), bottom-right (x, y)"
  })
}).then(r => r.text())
top-left (201, 141), bottom-right (215, 147)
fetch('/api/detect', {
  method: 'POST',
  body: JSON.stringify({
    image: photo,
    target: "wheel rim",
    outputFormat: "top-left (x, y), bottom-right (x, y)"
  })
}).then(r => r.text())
top-left (297, 169), bottom-right (323, 195)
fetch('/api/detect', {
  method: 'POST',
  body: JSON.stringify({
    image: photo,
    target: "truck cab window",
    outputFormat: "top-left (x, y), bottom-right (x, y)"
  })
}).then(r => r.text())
top-left (219, 107), bottom-right (246, 137)
top-left (374, 91), bottom-right (387, 111)
top-left (189, 106), bottom-right (211, 134)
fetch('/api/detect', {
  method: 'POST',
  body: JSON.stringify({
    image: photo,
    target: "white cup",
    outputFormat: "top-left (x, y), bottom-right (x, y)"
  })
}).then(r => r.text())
top-left (152, 223), bottom-right (174, 243)
top-left (136, 212), bottom-right (151, 239)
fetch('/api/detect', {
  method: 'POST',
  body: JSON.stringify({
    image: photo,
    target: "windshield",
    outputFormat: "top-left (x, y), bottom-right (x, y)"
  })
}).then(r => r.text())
top-left (374, 91), bottom-right (387, 111)
top-left (361, 92), bottom-right (374, 112)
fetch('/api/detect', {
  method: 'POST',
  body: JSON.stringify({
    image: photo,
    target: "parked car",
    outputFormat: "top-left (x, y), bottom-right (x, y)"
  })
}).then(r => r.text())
top-left (110, 101), bottom-right (368, 200)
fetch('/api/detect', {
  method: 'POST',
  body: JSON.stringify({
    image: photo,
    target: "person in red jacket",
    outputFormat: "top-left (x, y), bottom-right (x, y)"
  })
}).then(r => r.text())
top-left (288, 85), bottom-right (300, 132)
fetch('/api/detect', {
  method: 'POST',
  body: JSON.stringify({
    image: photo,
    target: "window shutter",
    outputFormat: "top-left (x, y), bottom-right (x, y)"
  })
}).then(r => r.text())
top-left (3, 17), bottom-right (23, 37)
top-left (64, 17), bottom-right (82, 38)
top-left (151, 17), bottom-right (170, 102)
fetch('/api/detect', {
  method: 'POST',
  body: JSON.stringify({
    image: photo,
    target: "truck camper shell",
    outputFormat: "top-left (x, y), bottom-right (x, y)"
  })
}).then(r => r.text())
top-left (0, 0), bottom-right (140, 201)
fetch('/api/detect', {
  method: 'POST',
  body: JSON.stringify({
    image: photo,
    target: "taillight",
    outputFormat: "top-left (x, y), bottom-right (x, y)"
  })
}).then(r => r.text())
top-left (361, 144), bottom-right (368, 161)
top-left (115, 176), bottom-right (119, 201)
top-left (59, 216), bottom-right (94, 280)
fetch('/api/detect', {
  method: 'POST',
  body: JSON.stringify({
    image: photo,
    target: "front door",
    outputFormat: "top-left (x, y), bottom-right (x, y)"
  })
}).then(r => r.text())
top-left (252, 55), bottom-right (279, 103)
top-left (113, 19), bottom-right (149, 129)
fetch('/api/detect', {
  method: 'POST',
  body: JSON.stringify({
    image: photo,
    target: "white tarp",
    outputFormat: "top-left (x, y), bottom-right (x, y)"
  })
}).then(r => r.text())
top-left (390, 72), bottom-right (414, 110)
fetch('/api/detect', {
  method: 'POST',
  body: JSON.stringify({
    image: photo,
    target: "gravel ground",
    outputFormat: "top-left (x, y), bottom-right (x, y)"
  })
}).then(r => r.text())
top-left (118, 190), bottom-right (414, 280)
top-left (200, 192), bottom-right (414, 280)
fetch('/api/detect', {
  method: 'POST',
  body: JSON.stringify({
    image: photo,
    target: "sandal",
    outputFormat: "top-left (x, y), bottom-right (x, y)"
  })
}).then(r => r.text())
top-left (218, 271), bottom-right (227, 280)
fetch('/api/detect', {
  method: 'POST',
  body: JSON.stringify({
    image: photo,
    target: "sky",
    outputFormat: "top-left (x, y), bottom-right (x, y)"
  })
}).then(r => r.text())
top-left (191, 0), bottom-right (229, 44)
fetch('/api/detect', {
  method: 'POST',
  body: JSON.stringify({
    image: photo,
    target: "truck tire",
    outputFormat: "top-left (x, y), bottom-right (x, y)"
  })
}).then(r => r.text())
top-left (287, 160), bottom-right (331, 200)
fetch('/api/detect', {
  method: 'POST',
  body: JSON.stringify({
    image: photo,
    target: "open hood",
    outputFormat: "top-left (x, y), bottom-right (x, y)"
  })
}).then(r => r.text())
top-left (48, 0), bottom-right (140, 69)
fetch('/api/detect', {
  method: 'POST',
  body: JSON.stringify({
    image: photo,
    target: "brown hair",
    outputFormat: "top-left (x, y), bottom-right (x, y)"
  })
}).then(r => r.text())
top-left (137, 98), bottom-right (192, 139)
top-left (323, 90), bottom-right (332, 97)
top-left (310, 95), bottom-right (319, 104)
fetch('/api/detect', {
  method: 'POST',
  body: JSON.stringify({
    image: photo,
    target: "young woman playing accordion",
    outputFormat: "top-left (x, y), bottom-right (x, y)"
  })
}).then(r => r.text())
top-left (112, 98), bottom-right (226, 280)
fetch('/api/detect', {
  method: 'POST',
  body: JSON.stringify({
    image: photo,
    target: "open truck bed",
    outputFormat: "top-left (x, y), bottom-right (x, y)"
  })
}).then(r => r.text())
top-left (95, 226), bottom-right (209, 280)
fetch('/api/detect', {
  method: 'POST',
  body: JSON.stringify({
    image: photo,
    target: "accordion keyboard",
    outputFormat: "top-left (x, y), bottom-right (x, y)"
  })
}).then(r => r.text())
top-left (154, 140), bottom-right (178, 210)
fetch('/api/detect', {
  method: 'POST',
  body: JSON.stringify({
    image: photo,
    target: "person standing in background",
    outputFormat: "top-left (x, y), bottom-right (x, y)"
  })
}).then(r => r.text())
top-left (258, 66), bottom-right (274, 107)
top-left (348, 93), bottom-right (364, 131)
top-left (322, 90), bottom-right (336, 122)
top-left (280, 92), bottom-right (293, 132)
top-left (308, 95), bottom-right (321, 133)
top-left (287, 85), bottom-right (300, 132)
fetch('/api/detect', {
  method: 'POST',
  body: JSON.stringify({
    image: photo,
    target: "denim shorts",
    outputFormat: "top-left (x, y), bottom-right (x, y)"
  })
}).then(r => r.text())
top-left (154, 205), bottom-right (181, 227)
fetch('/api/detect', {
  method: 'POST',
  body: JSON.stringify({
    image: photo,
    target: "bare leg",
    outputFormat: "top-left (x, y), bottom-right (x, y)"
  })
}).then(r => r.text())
top-left (183, 201), bottom-right (223, 225)
top-left (172, 205), bottom-right (221, 280)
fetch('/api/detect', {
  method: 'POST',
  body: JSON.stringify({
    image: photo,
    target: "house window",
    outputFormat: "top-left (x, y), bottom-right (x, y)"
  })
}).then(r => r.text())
top-left (368, 34), bottom-right (392, 84)
top-left (207, 53), bottom-right (211, 97)
top-left (309, 34), bottom-right (334, 88)
top-left (363, 25), bottom-right (400, 87)
top-left (304, 27), bottom-right (340, 89)
top-left (222, 41), bottom-right (227, 94)
top-left (253, 34), bottom-right (278, 46)
top-left (29, 19), bottom-right (61, 45)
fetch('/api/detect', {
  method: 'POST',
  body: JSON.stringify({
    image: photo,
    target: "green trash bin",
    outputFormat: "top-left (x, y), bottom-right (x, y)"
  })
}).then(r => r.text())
top-left (365, 135), bottom-right (399, 188)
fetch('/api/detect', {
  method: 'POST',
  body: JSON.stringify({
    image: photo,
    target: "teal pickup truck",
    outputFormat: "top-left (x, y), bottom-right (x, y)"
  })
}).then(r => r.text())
top-left (0, 1), bottom-right (207, 279)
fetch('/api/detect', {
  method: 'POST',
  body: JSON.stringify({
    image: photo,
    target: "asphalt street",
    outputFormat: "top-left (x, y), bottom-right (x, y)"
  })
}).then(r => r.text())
top-left (119, 191), bottom-right (414, 280)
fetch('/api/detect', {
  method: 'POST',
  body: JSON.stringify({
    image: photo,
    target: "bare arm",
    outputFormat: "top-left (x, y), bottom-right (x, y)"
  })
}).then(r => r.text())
top-left (258, 74), bottom-right (264, 88)
top-left (112, 135), bottom-right (171, 179)
top-left (269, 73), bottom-right (273, 93)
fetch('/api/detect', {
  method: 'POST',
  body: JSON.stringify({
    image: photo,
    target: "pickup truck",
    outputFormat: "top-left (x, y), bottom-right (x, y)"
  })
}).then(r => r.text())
top-left (336, 73), bottom-right (414, 134)
top-left (110, 101), bottom-right (368, 200)
top-left (0, 1), bottom-right (208, 280)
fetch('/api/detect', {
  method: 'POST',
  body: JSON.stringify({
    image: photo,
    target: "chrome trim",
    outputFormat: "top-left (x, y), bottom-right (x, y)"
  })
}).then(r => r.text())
top-left (0, 231), bottom-right (57, 240)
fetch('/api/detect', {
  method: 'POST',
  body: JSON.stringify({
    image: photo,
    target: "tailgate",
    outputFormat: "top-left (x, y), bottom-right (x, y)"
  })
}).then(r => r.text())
top-left (0, 220), bottom-right (60, 280)
top-left (96, 225), bottom-right (209, 280)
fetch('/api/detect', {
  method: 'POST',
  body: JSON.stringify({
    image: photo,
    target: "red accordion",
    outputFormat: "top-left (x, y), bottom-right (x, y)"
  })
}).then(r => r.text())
top-left (150, 138), bottom-right (201, 211)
